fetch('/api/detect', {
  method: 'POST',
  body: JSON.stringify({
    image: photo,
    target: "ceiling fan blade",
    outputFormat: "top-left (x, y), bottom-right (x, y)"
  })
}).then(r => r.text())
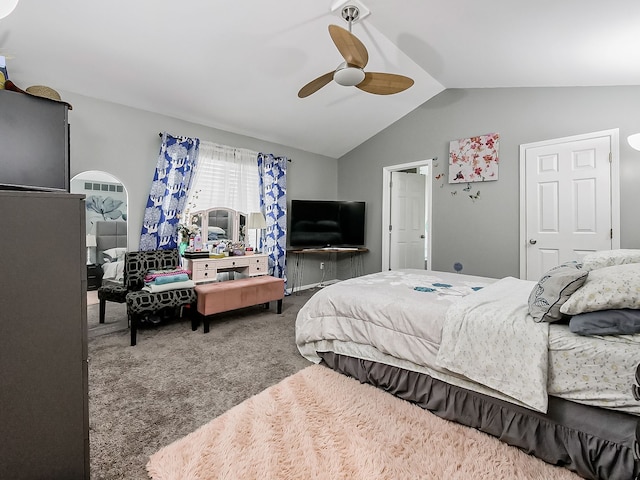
top-left (298, 71), bottom-right (335, 98)
top-left (356, 72), bottom-right (415, 95)
top-left (328, 25), bottom-right (368, 69)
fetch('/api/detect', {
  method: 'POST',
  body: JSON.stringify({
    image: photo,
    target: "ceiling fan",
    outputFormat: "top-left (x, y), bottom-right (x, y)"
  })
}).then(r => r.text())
top-left (298, 5), bottom-right (414, 98)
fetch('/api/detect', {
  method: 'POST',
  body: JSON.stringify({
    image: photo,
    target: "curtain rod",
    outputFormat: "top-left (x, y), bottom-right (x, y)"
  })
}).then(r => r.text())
top-left (158, 132), bottom-right (292, 161)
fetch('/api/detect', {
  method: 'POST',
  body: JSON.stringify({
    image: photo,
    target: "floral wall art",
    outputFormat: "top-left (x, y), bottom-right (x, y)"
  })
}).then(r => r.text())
top-left (71, 176), bottom-right (127, 234)
top-left (85, 195), bottom-right (126, 231)
top-left (448, 133), bottom-right (499, 184)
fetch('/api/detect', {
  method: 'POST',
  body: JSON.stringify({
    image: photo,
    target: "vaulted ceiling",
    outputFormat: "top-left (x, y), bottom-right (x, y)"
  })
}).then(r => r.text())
top-left (2, 0), bottom-right (639, 158)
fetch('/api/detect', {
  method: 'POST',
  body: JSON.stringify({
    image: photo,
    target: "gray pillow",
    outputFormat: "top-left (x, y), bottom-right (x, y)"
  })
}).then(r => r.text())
top-left (569, 309), bottom-right (640, 336)
top-left (528, 261), bottom-right (588, 323)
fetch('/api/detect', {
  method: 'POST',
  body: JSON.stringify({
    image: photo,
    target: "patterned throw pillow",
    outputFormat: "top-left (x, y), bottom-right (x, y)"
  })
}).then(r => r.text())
top-left (560, 263), bottom-right (640, 315)
top-left (582, 249), bottom-right (640, 272)
top-left (528, 261), bottom-right (588, 323)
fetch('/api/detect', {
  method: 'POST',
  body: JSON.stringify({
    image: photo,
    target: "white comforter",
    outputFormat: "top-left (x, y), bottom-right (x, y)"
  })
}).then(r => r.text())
top-left (436, 277), bottom-right (549, 412)
top-left (296, 270), bottom-right (493, 371)
top-left (296, 270), bottom-right (553, 412)
top-left (102, 260), bottom-right (125, 283)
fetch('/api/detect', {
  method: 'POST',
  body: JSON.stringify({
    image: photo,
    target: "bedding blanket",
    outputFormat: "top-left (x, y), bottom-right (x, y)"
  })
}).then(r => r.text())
top-left (296, 270), bottom-right (493, 372)
top-left (142, 279), bottom-right (195, 293)
top-left (436, 276), bottom-right (549, 412)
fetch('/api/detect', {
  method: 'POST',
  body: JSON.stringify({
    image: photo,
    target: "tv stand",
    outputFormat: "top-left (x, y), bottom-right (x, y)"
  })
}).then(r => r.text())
top-left (299, 246), bottom-right (360, 252)
top-left (290, 247), bottom-right (368, 254)
top-left (288, 247), bottom-right (368, 293)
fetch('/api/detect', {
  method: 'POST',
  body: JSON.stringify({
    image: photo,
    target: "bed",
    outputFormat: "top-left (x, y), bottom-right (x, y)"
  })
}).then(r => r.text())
top-left (295, 254), bottom-right (640, 480)
top-left (95, 220), bottom-right (127, 285)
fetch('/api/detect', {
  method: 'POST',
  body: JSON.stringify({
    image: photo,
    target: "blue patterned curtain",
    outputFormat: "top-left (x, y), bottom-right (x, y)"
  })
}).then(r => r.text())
top-left (139, 133), bottom-right (200, 251)
top-left (257, 153), bottom-right (288, 283)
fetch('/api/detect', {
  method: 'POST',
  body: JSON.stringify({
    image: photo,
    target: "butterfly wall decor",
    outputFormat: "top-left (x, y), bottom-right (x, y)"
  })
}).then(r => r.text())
top-left (449, 133), bottom-right (500, 184)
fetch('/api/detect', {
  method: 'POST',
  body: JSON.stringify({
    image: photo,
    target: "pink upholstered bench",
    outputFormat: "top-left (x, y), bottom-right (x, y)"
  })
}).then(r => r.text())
top-left (194, 276), bottom-right (285, 333)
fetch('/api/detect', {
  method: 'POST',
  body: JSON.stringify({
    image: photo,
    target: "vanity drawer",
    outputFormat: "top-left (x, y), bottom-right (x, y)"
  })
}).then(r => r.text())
top-left (249, 256), bottom-right (267, 275)
top-left (194, 260), bottom-right (218, 272)
top-left (214, 257), bottom-right (244, 270)
top-left (192, 266), bottom-right (216, 283)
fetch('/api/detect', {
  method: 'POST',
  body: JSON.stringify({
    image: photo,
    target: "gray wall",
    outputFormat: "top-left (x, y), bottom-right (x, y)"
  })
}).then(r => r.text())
top-left (338, 87), bottom-right (640, 279)
top-left (62, 87), bottom-right (640, 282)
top-left (62, 91), bottom-right (338, 285)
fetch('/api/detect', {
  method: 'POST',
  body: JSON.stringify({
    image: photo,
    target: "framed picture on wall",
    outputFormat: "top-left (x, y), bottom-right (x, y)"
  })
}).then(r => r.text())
top-left (448, 132), bottom-right (500, 183)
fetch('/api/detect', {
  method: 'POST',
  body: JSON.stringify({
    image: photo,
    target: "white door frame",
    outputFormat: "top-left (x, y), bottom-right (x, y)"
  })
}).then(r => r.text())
top-left (518, 128), bottom-right (620, 279)
top-left (382, 159), bottom-right (433, 271)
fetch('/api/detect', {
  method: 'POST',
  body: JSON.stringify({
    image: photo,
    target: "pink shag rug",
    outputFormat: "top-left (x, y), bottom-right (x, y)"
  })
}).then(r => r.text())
top-left (147, 365), bottom-right (580, 480)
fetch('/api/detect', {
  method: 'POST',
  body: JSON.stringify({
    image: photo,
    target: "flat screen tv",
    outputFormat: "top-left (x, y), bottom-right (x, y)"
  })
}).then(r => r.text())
top-left (0, 90), bottom-right (70, 192)
top-left (289, 199), bottom-right (366, 248)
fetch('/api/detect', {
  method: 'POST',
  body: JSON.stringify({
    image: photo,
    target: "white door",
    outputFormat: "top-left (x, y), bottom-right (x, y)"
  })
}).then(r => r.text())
top-left (520, 130), bottom-right (620, 280)
top-left (390, 171), bottom-right (426, 270)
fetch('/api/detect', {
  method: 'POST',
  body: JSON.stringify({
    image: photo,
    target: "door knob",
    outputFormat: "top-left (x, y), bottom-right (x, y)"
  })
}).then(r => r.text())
top-left (420, 234), bottom-right (425, 239)
top-left (529, 239), bottom-right (537, 245)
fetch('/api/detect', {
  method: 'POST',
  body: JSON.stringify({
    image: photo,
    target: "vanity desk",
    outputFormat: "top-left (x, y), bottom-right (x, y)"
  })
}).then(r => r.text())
top-left (186, 254), bottom-right (268, 284)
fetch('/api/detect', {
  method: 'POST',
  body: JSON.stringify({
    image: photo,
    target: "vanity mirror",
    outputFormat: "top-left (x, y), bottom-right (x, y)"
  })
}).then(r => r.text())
top-left (71, 170), bottom-right (128, 269)
top-left (190, 207), bottom-right (247, 245)
top-left (71, 170), bottom-right (127, 234)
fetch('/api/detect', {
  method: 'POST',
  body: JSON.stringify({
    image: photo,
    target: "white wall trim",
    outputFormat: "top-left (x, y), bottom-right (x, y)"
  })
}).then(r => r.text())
top-left (382, 159), bottom-right (433, 272)
top-left (518, 128), bottom-right (620, 279)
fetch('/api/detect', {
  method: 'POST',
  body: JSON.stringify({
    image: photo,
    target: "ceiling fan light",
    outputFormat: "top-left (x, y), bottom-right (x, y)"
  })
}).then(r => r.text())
top-left (334, 66), bottom-right (365, 87)
top-left (628, 133), bottom-right (640, 151)
top-left (0, 0), bottom-right (19, 20)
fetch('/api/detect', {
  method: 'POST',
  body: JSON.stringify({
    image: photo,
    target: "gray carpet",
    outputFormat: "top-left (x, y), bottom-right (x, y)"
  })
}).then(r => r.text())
top-left (88, 298), bottom-right (128, 339)
top-left (87, 289), bottom-right (315, 480)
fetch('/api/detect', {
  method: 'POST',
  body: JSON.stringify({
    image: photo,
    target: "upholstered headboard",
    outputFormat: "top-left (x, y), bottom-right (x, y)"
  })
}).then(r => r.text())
top-left (95, 221), bottom-right (127, 264)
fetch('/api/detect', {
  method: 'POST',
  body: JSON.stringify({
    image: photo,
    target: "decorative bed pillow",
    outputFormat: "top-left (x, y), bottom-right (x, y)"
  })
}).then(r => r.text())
top-left (103, 247), bottom-right (127, 263)
top-left (560, 263), bottom-right (640, 315)
top-left (569, 309), bottom-right (640, 336)
top-left (528, 261), bottom-right (588, 323)
top-left (582, 249), bottom-right (640, 272)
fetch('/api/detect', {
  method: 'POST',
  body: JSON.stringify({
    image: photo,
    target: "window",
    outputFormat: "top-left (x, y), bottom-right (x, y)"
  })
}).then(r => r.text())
top-left (185, 141), bottom-right (261, 246)
top-left (187, 142), bottom-right (260, 214)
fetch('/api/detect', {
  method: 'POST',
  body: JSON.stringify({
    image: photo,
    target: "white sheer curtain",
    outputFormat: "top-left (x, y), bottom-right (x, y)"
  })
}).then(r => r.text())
top-left (186, 141), bottom-right (260, 215)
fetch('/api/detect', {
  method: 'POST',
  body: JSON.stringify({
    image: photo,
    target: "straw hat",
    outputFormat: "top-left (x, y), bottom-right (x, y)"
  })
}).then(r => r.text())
top-left (26, 85), bottom-right (62, 101)
top-left (4, 80), bottom-right (73, 110)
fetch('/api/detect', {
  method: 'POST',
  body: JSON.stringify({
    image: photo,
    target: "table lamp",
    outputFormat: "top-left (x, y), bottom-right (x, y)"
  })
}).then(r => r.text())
top-left (247, 212), bottom-right (267, 252)
top-left (86, 234), bottom-right (97, 264)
